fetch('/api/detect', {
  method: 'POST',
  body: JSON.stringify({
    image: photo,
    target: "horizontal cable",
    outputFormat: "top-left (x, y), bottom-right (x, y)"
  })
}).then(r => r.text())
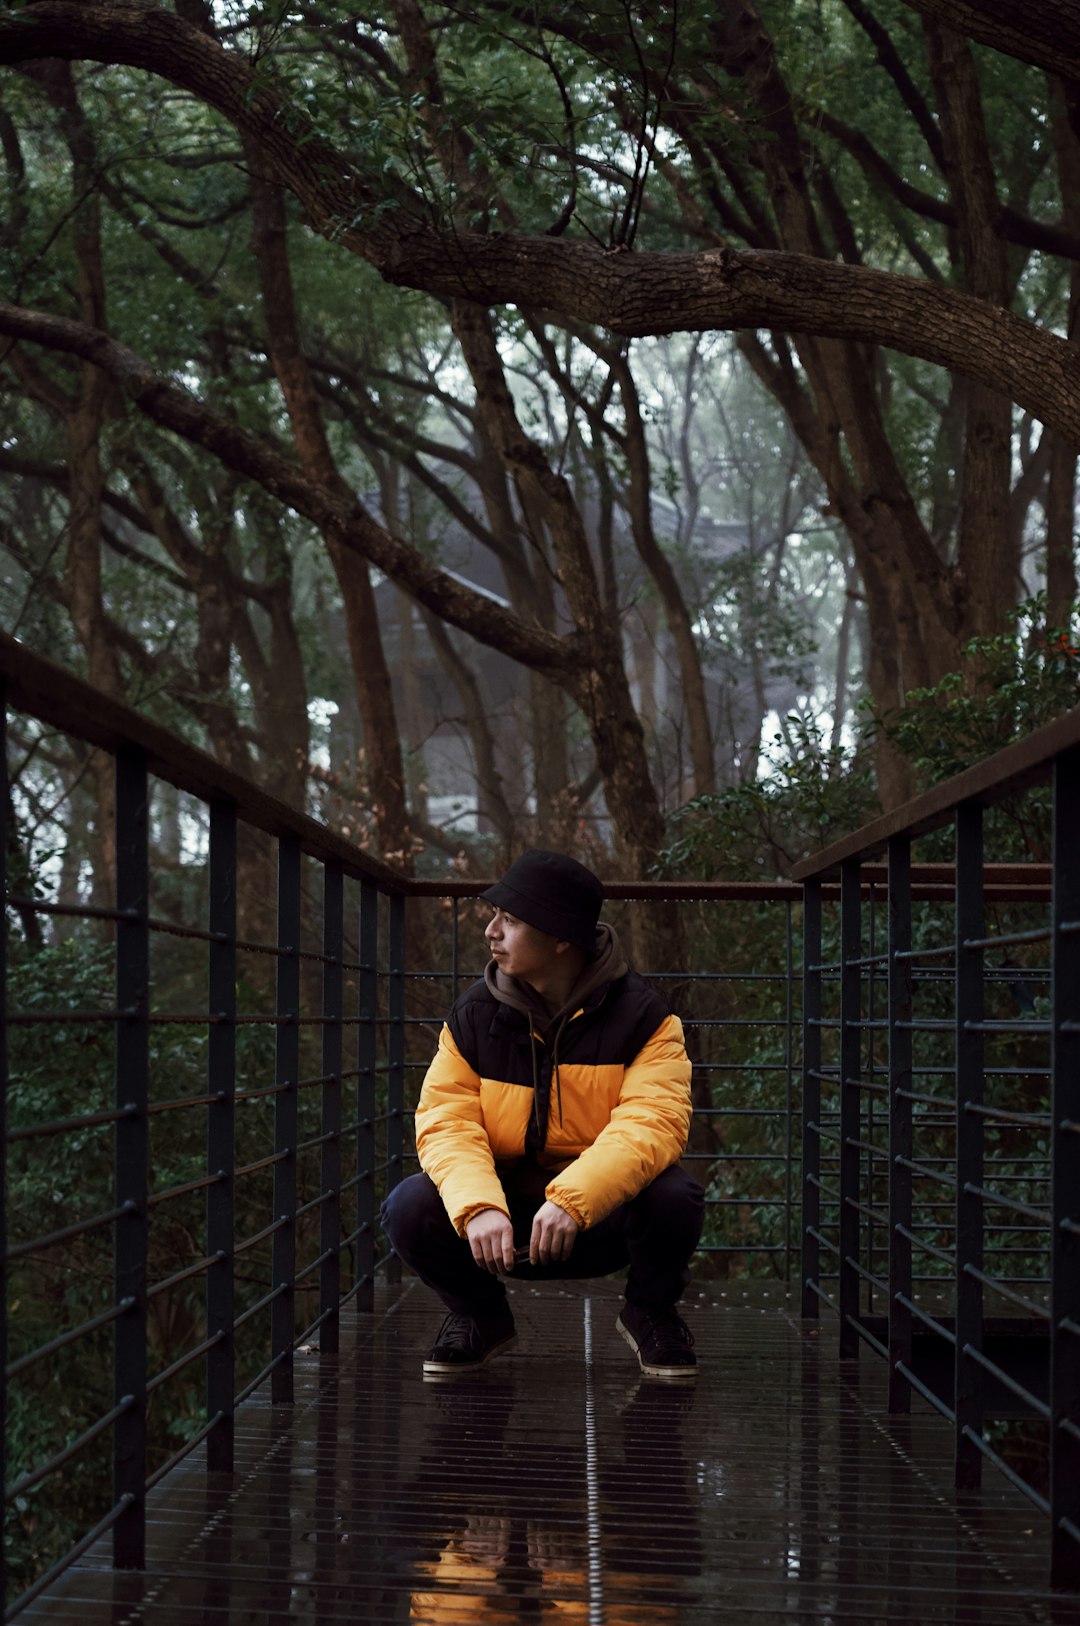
top-left (339, 1273), bottom-right (374, 1308)
top-left (802, 1278), bottom-right (839, 1315)
top-left (845, 1313), bottom-right (888, 1359)
top-left (960, 1425), bottom-right (1050, 1515)
top-left (895, 1155), bottom-right (957, 1191)
top-left (844, 1196), bottom-right (888, 1226)
top-left (962, 1265), bottom-right (1048, 1319)
top-left (843, 1255), bottom-right (887, 1294)
top-left (961, 1102), bottom-right (1051, 1130)
top-left (7, 1200), bottom-right (136, 1263)
top-left (894, 1361), bottom-right (955, 1422)
top-left (7, 1103), bottom-right (137, 1142)
top-left (6, 1395), bottom-right (135, 1500)
top-left (146, 1331), bottom-right (226, 1397)
top-left (294, 1189), bottom-right (334, 1221)
top-left (961, 1344), bottom-right (1049, 1419)
top-left (235, 1082), bottom-right (290, 1104)
top-left (339, 1170), bottom-right (373, 1197)
top-left (231, 1282), bottom-right (289, 1333)
top-left (5, 895), bottom-right (130, 924)
top-left (962, 1182), bottom-right (1050, 1225)
top-left (148, 1091), bottom-right (226, 1118)
top-left (895, 1088), bottom-right (956, 1108)
top-left (843, 1134), bottom-right (888, 1159)
top-left (894, 1292), bottom-right (956, 1345)
top-left (148, 1252), bottom-right (224, 1301)
top-left (6, 1297), bottom-right (136, 1381)
top-left (962, 1019), bottom-right (1052, 1035)
top-left (234, 1150), bottom-right (288, 1181)
top-left (962, 926), bottom-right (1052, 950)
top-left (233, 1216), bottom-right (289, 1257)
top-left (806, 1225), bottom-right (840, 1259)
top-left (6, 1009), bottom-right (133, 1026)
top-left (148, 1171), bottom-right (225, 1209)
top-left (3, 1492), bottom-right (135, 1621)
top-left (294, 1246), bottom-right (336, 1285)
top-left (145, 1412), bottom-right (226, 1493)
top-left (895, 1224), bottom-right (955, 1269)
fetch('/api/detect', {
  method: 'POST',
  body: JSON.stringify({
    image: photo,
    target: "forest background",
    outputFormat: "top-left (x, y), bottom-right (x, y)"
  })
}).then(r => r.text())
top-left (3, 0), bottom-right (1080, 902)
top-left (3, 0), bottom-right (1080, 1597)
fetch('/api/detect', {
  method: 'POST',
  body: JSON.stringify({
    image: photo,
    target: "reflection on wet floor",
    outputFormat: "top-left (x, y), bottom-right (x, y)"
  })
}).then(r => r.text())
top-left (21, 1279), bottom-right (1080, 1623)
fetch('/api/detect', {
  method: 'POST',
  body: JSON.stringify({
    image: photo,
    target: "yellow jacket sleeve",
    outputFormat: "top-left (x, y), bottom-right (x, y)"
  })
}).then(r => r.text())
top-left (414, 1023), bottom-right (510, 1236)
top-left (544, 1014), bottom-right (693, 1230)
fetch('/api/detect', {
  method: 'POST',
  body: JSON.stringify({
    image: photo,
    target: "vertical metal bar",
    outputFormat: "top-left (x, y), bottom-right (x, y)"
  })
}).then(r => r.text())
top-left (801, 880), bottom-right (822, 1319)
top-left (355, 877), bottom-right (377, 1311)
top-left (0, 685), bottom-right (8, 1602)
top-left (385, 891), bottom-right (406, 1284)
top-left (839, 859), bottom-right (862, 1357)
top-left (1051, 746), bottom-right (1080, 1589)
top-left (784, 899), bottom-right (795, 1286)
top-left (866, 893), bottom-right (877, 1310)
top-left (206, 801), bottom-right (237, 1472)
top-left (954, 799), bottom-right (984, 1489)
top-left (888, 834), bottom-right (913, 1413)
top-left (271, 835), bottom-right (301, 1405)
top-left (320, 861), bottom-right (343, 1354)
top-left (113, 750), bottom-right (149, 1568)
top-left (451, 895), bottom-right (460, 1005)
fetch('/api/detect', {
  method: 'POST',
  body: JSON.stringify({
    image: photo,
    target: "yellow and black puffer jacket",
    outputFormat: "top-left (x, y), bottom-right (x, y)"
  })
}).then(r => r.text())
top-left (414, 925), bottom-right (693, 1236)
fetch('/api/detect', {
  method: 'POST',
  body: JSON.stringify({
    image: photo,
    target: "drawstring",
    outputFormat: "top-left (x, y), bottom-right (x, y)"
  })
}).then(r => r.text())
top-left (529, 1027), bottom-right (542, 1138)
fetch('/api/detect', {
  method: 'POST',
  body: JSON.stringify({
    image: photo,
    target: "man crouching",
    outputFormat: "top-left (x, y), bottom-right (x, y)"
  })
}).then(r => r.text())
top-left (381, 849), bottom-right (704, 1380)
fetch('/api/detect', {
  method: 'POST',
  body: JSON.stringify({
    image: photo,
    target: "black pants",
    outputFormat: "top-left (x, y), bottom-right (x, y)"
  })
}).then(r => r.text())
top-left (381, 1163), bottom-right (705, 1317)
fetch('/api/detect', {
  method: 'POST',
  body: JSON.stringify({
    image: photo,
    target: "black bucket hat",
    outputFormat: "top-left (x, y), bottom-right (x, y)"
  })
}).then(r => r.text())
top-left (481, 849), bottom-right (604, 951)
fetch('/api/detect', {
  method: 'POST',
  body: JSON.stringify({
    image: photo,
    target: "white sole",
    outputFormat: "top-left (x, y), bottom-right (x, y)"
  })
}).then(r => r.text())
top-left (422, 1330), bottom-right (517, 1379)
top-left (616, 1314), bottom-right (697, 1381)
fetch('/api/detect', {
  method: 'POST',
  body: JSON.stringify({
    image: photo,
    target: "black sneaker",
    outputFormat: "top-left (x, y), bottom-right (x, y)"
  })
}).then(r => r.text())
top-left (616, 1303), bottom-right (697, 1380)
top-left (422, 1304), bottom-right (517, 1379)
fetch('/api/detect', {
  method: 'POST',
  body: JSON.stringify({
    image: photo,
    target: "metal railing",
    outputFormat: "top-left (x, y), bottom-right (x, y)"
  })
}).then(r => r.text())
top-left (0, 633), bottom-right (802, 1616)
top-left (793, 714), bottom-right (1080, 1591)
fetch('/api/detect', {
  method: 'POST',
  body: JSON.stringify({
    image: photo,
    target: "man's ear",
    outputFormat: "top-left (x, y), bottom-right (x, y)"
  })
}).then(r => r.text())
top-left (553, 939), bottom-right (572, 956)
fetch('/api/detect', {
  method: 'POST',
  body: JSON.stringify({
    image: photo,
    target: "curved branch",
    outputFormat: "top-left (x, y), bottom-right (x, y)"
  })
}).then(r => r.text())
top-left (0, 298), bottom-right (579, 677)
top-left (2, 3), bottom-right (1080, 436)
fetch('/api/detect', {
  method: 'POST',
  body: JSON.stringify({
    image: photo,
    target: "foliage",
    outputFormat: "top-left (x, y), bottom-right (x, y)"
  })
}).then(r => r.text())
top-left (871, 595), bottom-right (1080, 857)
top-left (658, 716), bottom-right (877, 881)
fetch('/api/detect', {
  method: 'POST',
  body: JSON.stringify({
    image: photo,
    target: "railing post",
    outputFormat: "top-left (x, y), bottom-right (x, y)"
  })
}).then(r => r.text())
top-left (206, 801), bottom-right (237, 1471)
top-left (955, 799), bottom-right (985, 1489)
top-left (272, 835), bottom-right (301, 1405)
top-left (1051, 745), bottom-right (1080, 1588)
top-left (784, 899), bottom-right (795, 1286)
top-left (0, 683), bottom-right (8, 1602)
top-left (113, 750), bottom-right (149, 1568)
top-left (355, 877), bottom-right (377, 1310)
top-left (839, 859), bottom-right (862, 1357)
top-left (385, 891), bottom-right (406, 1284)
top-left (888, 834), bottom-right (913, 1413)
top-left (320, 861), bottom-right (344, 1353)
top-left (801, 879), bottom-right (822, 1318)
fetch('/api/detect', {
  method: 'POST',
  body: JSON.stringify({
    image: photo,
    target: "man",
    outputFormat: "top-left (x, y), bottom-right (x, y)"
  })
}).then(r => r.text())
top-left (382, 849), bottom-right (704, 1380)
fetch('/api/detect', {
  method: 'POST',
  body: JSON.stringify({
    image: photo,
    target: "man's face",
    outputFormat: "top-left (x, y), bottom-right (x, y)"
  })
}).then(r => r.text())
top-left (484, 908), bottom-right (566, 985)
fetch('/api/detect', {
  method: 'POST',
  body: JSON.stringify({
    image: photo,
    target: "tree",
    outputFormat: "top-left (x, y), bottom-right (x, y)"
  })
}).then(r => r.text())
top-left (1, 0), bottom-right (1078, 834)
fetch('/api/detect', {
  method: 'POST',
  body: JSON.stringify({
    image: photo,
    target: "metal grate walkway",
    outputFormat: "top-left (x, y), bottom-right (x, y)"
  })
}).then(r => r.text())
top-left (19, 1281), bottom-right (1080, 1624)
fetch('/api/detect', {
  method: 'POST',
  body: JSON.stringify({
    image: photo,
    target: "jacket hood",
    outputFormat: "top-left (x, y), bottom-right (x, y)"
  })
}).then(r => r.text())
top-left (483, 921), bottom-right (629, 1031)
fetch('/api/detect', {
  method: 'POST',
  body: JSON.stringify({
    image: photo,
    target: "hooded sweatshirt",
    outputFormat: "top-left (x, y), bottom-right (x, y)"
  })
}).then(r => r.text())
top-left (414, 924), bottom-right (693, 1235)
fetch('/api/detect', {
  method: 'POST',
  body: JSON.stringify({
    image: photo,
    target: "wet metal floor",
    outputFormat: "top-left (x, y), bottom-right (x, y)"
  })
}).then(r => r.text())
top-left (21, 1279), bottom-right (1080, 1624)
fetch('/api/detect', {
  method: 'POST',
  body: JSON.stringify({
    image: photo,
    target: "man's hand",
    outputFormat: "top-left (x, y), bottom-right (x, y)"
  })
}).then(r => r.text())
top-left (465, 1208), bottom-right (515, 1274)
top-left (530, 1199), bottom-right (580, 1266)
